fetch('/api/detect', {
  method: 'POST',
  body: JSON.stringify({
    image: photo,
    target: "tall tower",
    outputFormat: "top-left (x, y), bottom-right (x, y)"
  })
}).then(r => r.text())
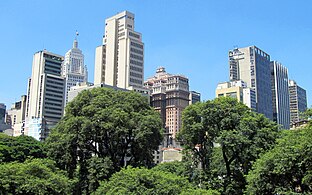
top-left (270, 61), bottom-right (290, 129)
top-left (289, 80), bottom-right (307, 123)
top-left (25, 50), bottom-right (65, 140)
top-left (94, 11), bottom-right (144, 89)
top-left (62, 32), bottom-right (88, 106)
top-left (145, 67), bottom-right (189, 138)
top-left (229, 46), bottom-right (273, 120)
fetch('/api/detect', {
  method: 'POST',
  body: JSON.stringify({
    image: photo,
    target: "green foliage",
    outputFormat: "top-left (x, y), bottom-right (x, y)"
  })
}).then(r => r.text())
top-left (152, 160), bottom-right (202, 184)
top-left (0, 133), bottom-right (46, 163)
top-left (246, 126), bottom-right (312, 194)
top-left (177, 97), bottom-right (279, 194)
top-left (0, 158), bottom-right (74, 194)
top-left (46, 87), bottom-right (163, 193)
top-left (94, 166), bottom-right (219, 195)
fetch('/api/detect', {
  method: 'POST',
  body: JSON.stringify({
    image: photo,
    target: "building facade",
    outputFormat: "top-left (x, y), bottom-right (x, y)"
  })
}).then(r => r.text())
top-left (289, 80), bottom-right (307, 123)
top-left (270, 61), bottom-right (290, 129)
top-left (94, 11), bottom-right (144, 89)
top-left (6, 95), bottom-right (27, 136)
top-left (216, 80), bottom-right (256, 110)
top-left (189, 91), bottom-right (201, 105)
top-left (62, 36), bottom-right (88, 106)
top-left (229, 46), bottom-right (273, 120)
top-left (145, 67), bottom-right (189, 138)
top-left (0, 103), bottom-right (5, 124)
top-left (25, 50), bottom-right (65, 140)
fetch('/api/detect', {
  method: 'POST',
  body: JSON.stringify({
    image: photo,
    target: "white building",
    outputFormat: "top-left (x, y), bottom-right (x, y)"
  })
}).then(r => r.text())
top-left (216, 80), bottom-right (256, 111)
top-left (270, 61), bottom-right (290, 129)
top-left (94, 11), bottom-right (144, 89)
top-left (289, 80), bottom-right (307, 123)
top-left (25, 50), bottom-right (65, 140)
top-left (229, 46), bottom-right (273, 120)
top-left (62, 35), bottom-right (88, 106)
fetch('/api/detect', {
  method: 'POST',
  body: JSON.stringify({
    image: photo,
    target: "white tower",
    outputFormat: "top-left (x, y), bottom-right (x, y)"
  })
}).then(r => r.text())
top-left (62, 32), bottom-right (88, 106)
top-left (94, 11), bottom-right (144, 89)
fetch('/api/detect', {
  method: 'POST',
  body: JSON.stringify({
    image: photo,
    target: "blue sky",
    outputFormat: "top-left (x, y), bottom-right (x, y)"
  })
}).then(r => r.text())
top-left (0, 0), bottom-right (311, 108)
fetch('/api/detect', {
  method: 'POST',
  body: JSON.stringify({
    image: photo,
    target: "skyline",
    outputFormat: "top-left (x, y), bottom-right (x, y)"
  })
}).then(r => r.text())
top-left (1, 0), bottom-right (311, 108)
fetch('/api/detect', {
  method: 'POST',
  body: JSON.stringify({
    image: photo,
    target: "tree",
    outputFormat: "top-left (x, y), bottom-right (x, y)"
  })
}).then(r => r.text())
top-left (0, 133), bottom-right (46, 163)
top-left (46, 87), bottom-right (163, 193)
top-left (0, 159), bottom-right (74, 194)
top-left (177, 97), bottom-right (279, 194)
top-left (246, 126), bottom-right (312, 194)
top-left (94, 166), bottom-right (219, 195)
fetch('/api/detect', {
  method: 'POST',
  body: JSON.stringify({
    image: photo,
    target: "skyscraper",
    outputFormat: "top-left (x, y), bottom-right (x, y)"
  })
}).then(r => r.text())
top-left (62, 34), bottom-right (88, 106)
top-left (189, 91), bottom-right (201, 105)
top-left (270, 61), bottom-right (290, 129)
top-left (229, 46), bottom-right (273, 120)
top-left (25, 50), bottom-right (65, 140)
top-left (94, 11), bottom-right (144, 89)
top-left (289, 80), bottom-right (307, 123)
top-left (145, 67), bottom-right (189, 138)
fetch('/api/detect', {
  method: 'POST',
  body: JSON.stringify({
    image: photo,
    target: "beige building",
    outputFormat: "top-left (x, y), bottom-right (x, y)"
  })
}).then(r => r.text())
top-left (94, 11), bottom-right (144, 89)
top-left (25, 50), bottom-right (65, 140)
top-left (216, 80), bottom-right (256, 110)
top-left (6, 95), bottom-right (27, 136)
top-left (145, 67), bottom-right (189, 138)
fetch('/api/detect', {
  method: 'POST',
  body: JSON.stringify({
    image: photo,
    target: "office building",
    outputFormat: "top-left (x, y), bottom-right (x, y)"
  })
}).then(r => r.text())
top-left (145, 67), bottom-right (189, 138)
top-left (94, 11), bottom-right (144, 90)
top-left (189, 91), bottom-right (201, 105)
top-left (25, 50), bottom-right (65, 140)
top-left (270, 61), bottom-right (290, 129)
top-left (0, 103), bottom-right (5, 124)
top-left (229, 46), bottom-right (273, 119)
top-left (216, 80), bottom-right (256, 110)
top-left (6, 95), bottom-right (27, 136)
top-left (289, 80), bottom-right (307, 123)
top-left (62, 34), bottom-right (88, 106)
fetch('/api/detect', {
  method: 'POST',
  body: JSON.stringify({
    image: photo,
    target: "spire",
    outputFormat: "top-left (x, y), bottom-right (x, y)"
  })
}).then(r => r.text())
top-left (73, 31), bottom-right (79, 48)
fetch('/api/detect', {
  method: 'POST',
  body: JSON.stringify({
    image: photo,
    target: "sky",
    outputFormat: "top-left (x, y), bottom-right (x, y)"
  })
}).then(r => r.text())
top-left (0, 0), bottom-right (311, 108)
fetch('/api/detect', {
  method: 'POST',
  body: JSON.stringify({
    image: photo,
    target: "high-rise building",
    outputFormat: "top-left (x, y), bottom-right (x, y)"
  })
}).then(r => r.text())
top-left (94, 11), bottom-right (144, 90)
top-left (289, 80), bottom-right (307, 123)
top-left (62, 34), bottom-right (88, 106)
top-left (145, 67), bottom-right (189, 138)
top-left (25, 50), bottom-right (65, 140)
top-left (6, 95), bottom-right (27, 136)
top-left (216, 80), bottom-right (256, 110)
top-left (270, 61), bottom-right (290, 129)
top-left (0, 103), bottom-right (5, 124)
top-left (229, 46), bottom-right (273, 119)
top-left (189, 91), bottom-right (201, 105)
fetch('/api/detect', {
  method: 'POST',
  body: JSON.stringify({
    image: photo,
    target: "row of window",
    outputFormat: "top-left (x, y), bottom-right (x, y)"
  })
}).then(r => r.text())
top-left (130, 47), bottom-right (143, 55)
top-left (130, 41), bottom-right (143, 49)
top-left (130, 72), bottom-right (143, 78)
top-left (130, 66), bottom-right (142, 72)
top-left (130, 54), bottom-right (143, 61)
top-left (130, 59), bottom-right (143, 67)
top-left (129, 31), bottom-right (140, 39)
top-left (130, 78), bottom-right (142, 84)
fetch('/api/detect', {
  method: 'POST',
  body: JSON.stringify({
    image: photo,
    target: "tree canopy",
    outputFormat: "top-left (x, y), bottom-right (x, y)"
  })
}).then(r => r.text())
top-left (45, 87), bottom-right (163, 193)
top-left (95, 166), bottom-right (219, 195)
top-left (246, 126), bottom-right (312, 194)
top-left (0, 133), bottom-right (46, 163)
top-left (177, 97), bottom-right (279, 194)
top-left (0, 158), bottom-right (74, 194)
